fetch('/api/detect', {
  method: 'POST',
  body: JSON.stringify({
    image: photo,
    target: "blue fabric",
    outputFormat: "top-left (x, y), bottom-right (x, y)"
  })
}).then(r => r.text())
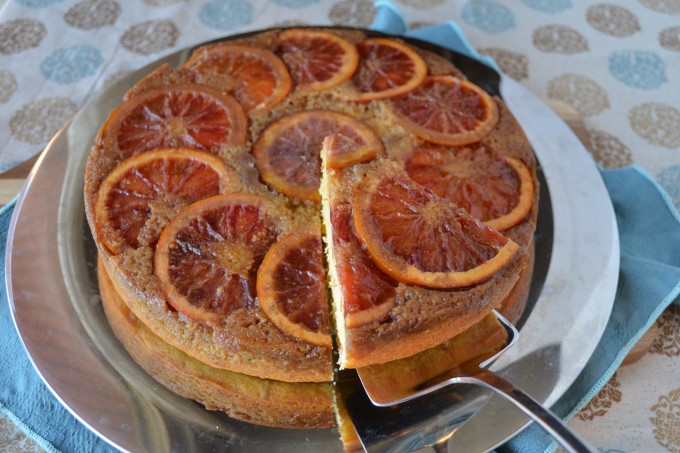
top-left (373, 0), bottom-right (500, 71)
top-left (1, 198), bottom-right (115, 453)
top-left (406, 22), bottom-right (500, 72)
top-left (370, 3), bottom-right (680, 452)
top-left (371, 0), bottom-right (407, 35)
top-left (501, 167), bottom-right (680, 453)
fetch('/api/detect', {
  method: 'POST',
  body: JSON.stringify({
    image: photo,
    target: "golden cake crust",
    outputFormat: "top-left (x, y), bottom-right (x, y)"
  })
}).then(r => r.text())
top-left (498, 239), bottom-right (535, 324)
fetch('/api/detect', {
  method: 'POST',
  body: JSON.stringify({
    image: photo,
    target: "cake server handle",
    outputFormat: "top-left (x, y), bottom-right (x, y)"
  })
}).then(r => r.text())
top-left (455, 368), bottom-right (594, 453)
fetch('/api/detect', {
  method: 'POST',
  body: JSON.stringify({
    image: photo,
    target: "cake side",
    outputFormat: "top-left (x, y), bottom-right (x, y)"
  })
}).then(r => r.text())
top-left (98, 258), bottom-right (335, 428)
top-left (320, 146), bottom-right (348, 368)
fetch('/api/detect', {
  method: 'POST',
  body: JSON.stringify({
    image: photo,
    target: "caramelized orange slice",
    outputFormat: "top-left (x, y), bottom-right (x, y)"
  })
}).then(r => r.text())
top-left (403, 145), bottom-right (534, 230)
top-left (390, 76), bottom-right (499, 146)
top-left (103, 84), bottom-right (247, 159)
top-left (253, 110), bottom-right (382, 202)
top-left (353, 162), bottom-right (519, 289)
top-left (275, 29), bottom-right (359, 92)
top-left (96, 149), bottom-right (237, 254)
top-left (155, 194), bottom-right (280, 324)
top-left (349, 37), bottom-right (427, 102)
top-left (330, 201), bottom-right (397, 328)
top-left (184, 43), bottom-right (292, 113)
top-left (257, 231), bottom-right (332, 347)
top-left (322, 133), bottom-right (381, 170)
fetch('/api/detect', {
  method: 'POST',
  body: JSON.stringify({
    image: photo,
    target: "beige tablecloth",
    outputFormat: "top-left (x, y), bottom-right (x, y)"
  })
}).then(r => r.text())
top-left (0, 0), bottom-right (678, 451)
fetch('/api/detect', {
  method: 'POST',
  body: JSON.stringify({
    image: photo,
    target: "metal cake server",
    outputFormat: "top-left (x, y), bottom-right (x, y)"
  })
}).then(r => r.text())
top-left (336, 311), bottom-right (594, 453)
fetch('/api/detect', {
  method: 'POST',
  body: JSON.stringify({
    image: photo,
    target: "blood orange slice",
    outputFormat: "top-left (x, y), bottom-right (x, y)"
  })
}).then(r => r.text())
top-left (330, 201), bottom-right (397, 328)
top-left (390, 75), bottom-right (499, 146)
top-left (96, 149), bottom-right (237, 254)
top-left (353, 162), bottom-right (519, 289)
top-left (348, 37), bottom-right (427, 103)
top-left (253, 110), bottom-right (382, 202)
top-left (103, 84), bottom-right (247, 159)
top-left (257, 231), bottom-right (332, 347)
top-left (403, 145), bottom-right (534, 230)
top-left (184, 43), bottom-right (292, 113)
top-left (322, 133), bottom-right (381, 170)
top-left (154, 194), bottom-right (280, 325)
top-left (275, 29), bottom-right (359, 92)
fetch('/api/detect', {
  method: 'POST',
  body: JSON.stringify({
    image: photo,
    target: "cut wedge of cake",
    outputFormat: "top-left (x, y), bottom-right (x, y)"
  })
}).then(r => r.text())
top-left (321, 142), bottom-right (528, 368)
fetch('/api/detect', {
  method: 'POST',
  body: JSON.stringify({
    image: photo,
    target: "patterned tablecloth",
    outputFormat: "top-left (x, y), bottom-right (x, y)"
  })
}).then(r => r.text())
top-left (1, 0), bottom-right (679, 451)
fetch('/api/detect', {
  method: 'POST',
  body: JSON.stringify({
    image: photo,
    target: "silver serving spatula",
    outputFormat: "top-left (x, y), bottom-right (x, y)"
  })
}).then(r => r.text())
top-left (336, 311), bottom-right (594, 453)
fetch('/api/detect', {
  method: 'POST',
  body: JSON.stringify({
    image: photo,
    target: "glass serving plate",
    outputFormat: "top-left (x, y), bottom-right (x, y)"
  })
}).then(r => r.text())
top-left (6, 27), bottom-right (619, 452)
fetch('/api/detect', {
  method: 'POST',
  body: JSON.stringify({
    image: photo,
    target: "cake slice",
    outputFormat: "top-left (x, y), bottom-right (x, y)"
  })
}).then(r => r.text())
top-left (320, 137), bottom-right (525, 369)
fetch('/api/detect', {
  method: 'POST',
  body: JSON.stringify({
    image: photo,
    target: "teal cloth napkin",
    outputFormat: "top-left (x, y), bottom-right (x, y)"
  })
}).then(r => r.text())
top-left (369, 2), bottom-right (680, 452)
top-left (2, 6), bottom-right (680, 453)
top-left (0, 199), bottom-right (116, 453)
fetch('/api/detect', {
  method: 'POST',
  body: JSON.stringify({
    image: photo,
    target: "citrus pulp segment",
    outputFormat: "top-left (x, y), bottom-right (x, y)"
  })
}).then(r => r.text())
top-left (390, 75), bottom-right (499, 146)
top-left (403, 145), bottom-right (534, 230)
top-left (95, 149), bottom-right (237, 254)
top-left (184, 43), bottom-right (292, 113)
top-left (353, 161), bottom-right (520, 289)
top-left (257, 231), bottom-right (332, 348)
top-left (349, 37), bottom-right (427, 102)
top-left (275, 29), bottom-right (359, 92)
top-left (322, 133), bottom-right (382, 170)
top-left (154, 194), bottom-right (280, 325)
top-left (252, 110), bottom-right (383, 202)
top-left (329, 200), bottom-right (397, 328)
top-left (102, 84), bottom-right (247, 159)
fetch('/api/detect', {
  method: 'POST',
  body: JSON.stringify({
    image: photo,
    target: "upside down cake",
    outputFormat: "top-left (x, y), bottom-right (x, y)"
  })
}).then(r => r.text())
top-left (84, 27), bottom-right (538, 429)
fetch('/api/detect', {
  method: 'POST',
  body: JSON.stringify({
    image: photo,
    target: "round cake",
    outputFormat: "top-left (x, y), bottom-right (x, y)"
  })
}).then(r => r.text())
top-left (84, 27), bottom-right (538, 428)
